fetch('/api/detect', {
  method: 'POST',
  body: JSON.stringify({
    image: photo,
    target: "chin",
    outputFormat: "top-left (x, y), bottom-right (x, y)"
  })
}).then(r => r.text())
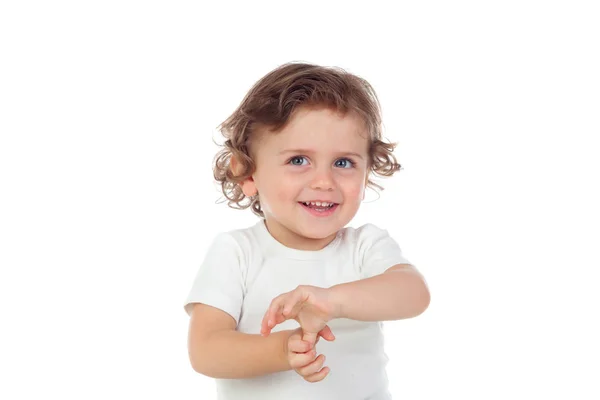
top-left (297, 224), bottom-right (341, 240)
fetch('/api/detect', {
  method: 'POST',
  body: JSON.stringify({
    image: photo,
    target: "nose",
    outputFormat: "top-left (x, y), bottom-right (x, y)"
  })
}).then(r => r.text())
top-left (310, 167), bottom-right (335, 191)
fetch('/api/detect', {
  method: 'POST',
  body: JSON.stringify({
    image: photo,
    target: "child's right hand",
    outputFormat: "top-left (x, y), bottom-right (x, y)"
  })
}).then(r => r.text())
top-left (285, 327), bottom-right (335, 383)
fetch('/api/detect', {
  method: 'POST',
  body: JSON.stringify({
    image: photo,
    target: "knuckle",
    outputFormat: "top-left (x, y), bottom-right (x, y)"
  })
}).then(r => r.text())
top-left (289, 341), bottom-right (301, 352)
top-left (289, 355), bottom-right (306, 369)
top-left (296, 361), bottom-right (313, 375)
top-left (296, 363), bottom-right (309, 375)
top-left (298, 366), bottom-right (313, 377)
top-left (315, 355), bottom-right (325, 368)
top-left (298, 354), bottom-right (322, 376)
top-left (308, 368), bottom-right (328, 383)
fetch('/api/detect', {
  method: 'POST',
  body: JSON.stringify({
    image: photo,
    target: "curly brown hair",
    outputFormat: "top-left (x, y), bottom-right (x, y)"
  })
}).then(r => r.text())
top-left (213, 61), bottom-right (402, 218)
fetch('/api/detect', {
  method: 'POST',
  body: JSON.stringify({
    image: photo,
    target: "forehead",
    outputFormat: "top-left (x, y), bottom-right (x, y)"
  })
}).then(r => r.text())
top-left (256, 107), bottom-right (370, 152)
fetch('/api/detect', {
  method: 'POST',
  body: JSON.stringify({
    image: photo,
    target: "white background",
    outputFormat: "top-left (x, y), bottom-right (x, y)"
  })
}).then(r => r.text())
top-left (1, 1), bottom-right (599, 399)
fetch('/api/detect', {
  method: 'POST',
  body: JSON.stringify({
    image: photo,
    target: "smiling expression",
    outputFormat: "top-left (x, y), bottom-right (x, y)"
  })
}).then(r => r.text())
top-left (240, 106), bottom-right (370, 250)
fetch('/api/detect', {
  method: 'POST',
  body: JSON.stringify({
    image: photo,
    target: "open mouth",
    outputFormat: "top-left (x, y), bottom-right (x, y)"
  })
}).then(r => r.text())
top-left (298, 201), bottom-right (339, 216)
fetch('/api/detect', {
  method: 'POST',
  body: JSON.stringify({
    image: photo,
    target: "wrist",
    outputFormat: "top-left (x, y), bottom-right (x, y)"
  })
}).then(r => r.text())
top-left (328, 284), bottom-right (346, 319)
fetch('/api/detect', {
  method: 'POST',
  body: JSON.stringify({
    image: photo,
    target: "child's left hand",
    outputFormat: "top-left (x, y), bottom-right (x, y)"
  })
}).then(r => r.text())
top-left (260, 285), bottom-right (340, 346)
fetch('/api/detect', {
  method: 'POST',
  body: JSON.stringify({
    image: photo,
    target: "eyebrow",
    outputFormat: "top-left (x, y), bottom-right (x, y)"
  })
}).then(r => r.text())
top-left (278, 149), bottom-right (364, 160)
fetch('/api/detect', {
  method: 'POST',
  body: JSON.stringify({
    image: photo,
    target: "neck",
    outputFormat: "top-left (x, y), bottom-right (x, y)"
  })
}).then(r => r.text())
top-left (263, 218), bottom-right (337, 251)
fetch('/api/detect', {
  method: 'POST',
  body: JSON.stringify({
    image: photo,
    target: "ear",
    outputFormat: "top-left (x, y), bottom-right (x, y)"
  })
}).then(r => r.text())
top-left (241, 179), bottom-right (258, 197)
top-left (230, 155), bottom-right (258, 197)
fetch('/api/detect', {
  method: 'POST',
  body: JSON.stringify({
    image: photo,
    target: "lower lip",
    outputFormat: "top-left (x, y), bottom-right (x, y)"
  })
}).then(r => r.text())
top-left (299, 202), bottom-right (339, 217)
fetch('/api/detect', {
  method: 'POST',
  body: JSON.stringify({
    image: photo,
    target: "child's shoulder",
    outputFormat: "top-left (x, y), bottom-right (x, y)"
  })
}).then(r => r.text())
top-left (208, 220), bottom-right (265, 250)
top-left (337, 222), bottom-right (397, 249)
top-left (210, 221), bottom-right (394, 251)
top-left (340, 222), bottom-right (391, 239)
top-left (210, 221), bottom-right (254, 239)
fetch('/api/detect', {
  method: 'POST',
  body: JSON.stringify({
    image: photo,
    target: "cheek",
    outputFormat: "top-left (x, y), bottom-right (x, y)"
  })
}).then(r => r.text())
top-left (277, 181), bottom-right (301, 202)
top-left (341, 179), bottom-right (365, 201)
top-left (257, 176), bottom-right (298, 204)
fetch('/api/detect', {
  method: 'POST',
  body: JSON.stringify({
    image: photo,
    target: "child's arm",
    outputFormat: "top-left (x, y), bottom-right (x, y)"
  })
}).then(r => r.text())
top-left (188, 303), bottom-right (293, 379)
top-left (330, 264), bottom-right (430, 321)
top-left (260, 265), bottom-right (429, 341)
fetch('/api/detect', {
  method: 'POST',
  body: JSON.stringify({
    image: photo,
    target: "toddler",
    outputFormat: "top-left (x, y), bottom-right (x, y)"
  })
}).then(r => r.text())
top-left (184, 62), bottom-right (430, 399)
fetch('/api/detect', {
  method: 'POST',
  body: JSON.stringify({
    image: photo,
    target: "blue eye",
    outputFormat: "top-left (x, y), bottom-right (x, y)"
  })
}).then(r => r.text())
top-left (334, 158), bottom-right (355, 168)
top-left (289, 156), bottom-right (308, 166)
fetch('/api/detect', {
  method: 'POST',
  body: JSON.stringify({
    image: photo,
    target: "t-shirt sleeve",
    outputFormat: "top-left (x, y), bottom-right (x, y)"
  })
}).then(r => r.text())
top-left (357, 223), bottom-right (413, 279)
top-left (183, 233), bottom-right (245, 325)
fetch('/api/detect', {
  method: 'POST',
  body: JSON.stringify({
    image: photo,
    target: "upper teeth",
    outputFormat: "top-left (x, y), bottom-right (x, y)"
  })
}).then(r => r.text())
top-left (304, 201), bottom-right (334, 207)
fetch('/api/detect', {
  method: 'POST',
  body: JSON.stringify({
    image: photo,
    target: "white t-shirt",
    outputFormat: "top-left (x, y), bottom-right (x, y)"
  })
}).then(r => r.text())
top-left (184, 220), bottom-right (413, 400)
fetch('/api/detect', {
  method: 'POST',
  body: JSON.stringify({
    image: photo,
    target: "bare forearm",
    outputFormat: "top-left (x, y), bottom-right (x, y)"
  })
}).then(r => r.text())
top-left (193, 330), bottom-right (293, 379)
top-left (330, 266), bottom-right (430, 321)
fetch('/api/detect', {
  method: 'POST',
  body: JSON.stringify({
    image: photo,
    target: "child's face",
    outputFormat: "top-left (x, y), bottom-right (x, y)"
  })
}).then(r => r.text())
top-left (243, 106), bottom-right (370, 250)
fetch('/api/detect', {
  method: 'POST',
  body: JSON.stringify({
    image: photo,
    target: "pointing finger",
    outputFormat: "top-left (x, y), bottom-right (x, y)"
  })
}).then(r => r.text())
top-left (302, 331), bottom-right (319, 347)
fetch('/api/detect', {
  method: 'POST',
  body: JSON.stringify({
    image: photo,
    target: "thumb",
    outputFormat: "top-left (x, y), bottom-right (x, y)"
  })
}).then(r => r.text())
top-left (318, 325), bottom-right (336, 341)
